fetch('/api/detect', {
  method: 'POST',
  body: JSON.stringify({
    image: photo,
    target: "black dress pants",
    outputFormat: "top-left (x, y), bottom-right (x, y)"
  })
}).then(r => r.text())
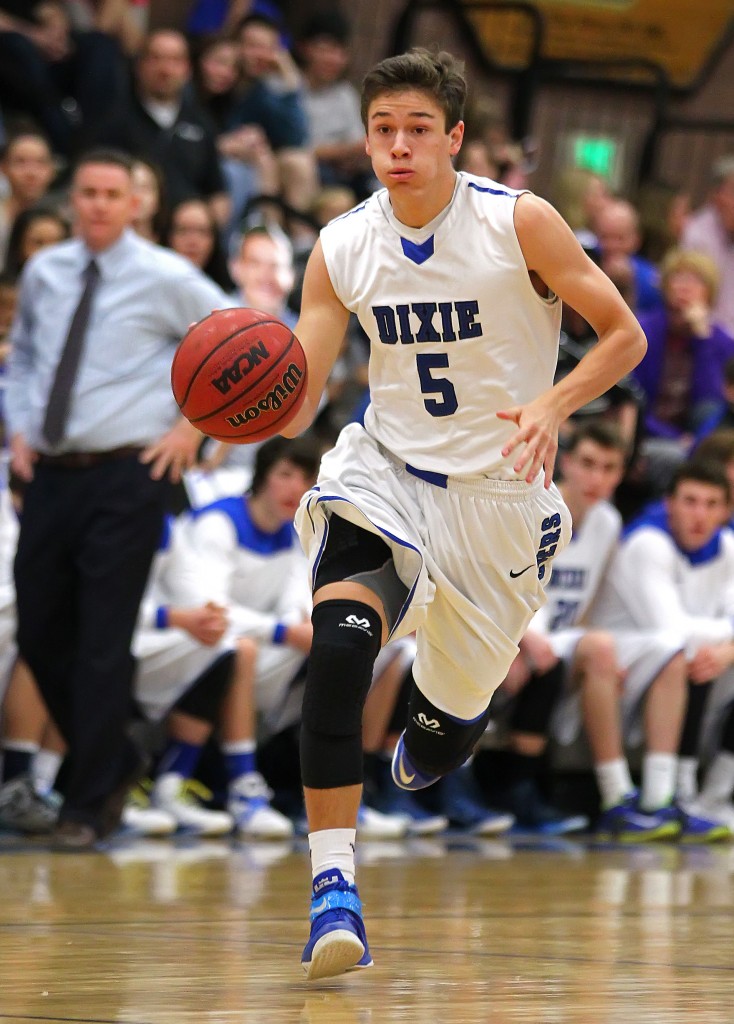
top-left (14, 455), bottom-right (170, 829)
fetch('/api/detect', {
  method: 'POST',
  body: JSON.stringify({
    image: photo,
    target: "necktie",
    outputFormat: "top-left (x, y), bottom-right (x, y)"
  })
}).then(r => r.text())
top-left (42, 258), bottom-right (100, 447)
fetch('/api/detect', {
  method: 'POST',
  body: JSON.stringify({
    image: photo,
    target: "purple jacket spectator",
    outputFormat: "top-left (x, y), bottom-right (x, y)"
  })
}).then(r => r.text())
top-left (634, 307), bottom-right (734, 438)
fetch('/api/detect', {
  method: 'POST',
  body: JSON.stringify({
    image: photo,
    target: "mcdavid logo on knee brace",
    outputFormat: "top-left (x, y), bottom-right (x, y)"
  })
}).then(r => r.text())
top-left (339, 614), bottom-right (373, 636)
top-left (413, 711), bottom-right (445, 735)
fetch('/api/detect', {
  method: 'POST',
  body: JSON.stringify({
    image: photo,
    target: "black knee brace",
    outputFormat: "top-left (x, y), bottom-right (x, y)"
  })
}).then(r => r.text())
top-left (300, 600), bottom-right (382, 789)
top-left (403, 674), bottom-right (492, 778)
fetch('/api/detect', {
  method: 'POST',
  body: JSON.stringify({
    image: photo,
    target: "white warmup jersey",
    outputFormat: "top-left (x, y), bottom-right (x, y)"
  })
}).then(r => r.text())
top-left (320, 172), bottom-right (562, 477)
top-left (133, 515), bottom-right (234, 721)
top-left (176, 496), bottom-right (312, 733)
top-left (592, 506), bottom-right (734, 656)
top-left (517, 500), bottom-right (682, 748)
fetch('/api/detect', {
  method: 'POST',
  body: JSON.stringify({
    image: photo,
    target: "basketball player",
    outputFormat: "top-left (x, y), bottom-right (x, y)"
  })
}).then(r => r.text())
top-left (280, 49), bottom-right (646, 979)
top-left (518, 421), bottom-right (710, 841)
top-left (592, 459), bottom-right (734, 835)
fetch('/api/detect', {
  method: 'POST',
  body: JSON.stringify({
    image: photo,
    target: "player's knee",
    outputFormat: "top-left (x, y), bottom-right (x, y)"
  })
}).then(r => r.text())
top-left (404, 683), bottom-right (491, 777)
top-left (300, 600), bottom-right (382, 788)
top-left (576, 630), bottom-right (617, 675)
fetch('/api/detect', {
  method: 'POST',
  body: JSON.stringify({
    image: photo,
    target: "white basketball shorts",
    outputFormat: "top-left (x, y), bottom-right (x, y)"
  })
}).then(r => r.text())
top-left (296, 423), bottom-right (571, 720)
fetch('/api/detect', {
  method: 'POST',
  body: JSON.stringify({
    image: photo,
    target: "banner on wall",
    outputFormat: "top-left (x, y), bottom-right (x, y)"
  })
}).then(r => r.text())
top-left (465, 0), bottom-right (733, 87)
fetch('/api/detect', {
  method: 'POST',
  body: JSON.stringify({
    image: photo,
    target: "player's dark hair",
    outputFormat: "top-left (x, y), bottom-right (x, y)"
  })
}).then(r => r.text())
top-left (693, 430), bottom-right (734, 468)
top-left (73, 148), bottom-right (135, 178)
top-left (250, 436), bottom-right (321, 495)
top-left (666, 458), bottom-right (731, 502)
top-left (361, 48), bottom-right (466, 131)
top-left (566, 419), bottom-right (628, 456)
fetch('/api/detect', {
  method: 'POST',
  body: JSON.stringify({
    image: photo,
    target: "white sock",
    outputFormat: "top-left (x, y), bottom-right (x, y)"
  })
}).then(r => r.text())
top-left (309, 828), bottom-right (356, 886)
top-left (640, 752), bottom-right (677, 811)
top-left (676, 756), bottom-right (699, 804)
top-left (32, 749), bottom-right (63, 794)
top-left (700, 751), bottom-right (734, 804)
top-left (595, 758), bottom-right (634, 810)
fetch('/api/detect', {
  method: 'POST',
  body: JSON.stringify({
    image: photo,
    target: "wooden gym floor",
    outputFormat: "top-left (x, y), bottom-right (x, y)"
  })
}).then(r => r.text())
top-left (0, 833), bottom-right (732, 1023)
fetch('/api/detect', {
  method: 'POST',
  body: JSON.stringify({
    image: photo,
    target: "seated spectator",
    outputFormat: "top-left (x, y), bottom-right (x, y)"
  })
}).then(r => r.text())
top-left (492, 423), bottom-right (690, 839)
top-left (233, 14), bottom-right (317, 227)
top-left (0, 270), bottom-right (18, 368)
top-left (146, 435), bottom-right (408, 839)
top-left (96, 28), bottom-right (230, 223)
top-left (681, 155), bottom-right (734, 336)
top-left (592, 459), bottom-right (734, 837)
top-left (130, 156), bottom-right (168, 242)
top-left (163, 197), bottom-right (234, 291)
top-left (0, 1), bottom-right (127, 155)
top-left (190, 34), bottom-right (278, 241)
top-left (3, 204), bottom-right (70, 279)
top-left (297, 12), bottom-right (374, 199)
top-left (594, 198), bottom-right (663, 315)
top-left (634, 249), bottom-right (734, 494)
top-left (132, 512), bottom-right (290, 838)
top-left (0, 131), bottom-right (56, 266)
top-left (552, 166), bottom-right (612, 252)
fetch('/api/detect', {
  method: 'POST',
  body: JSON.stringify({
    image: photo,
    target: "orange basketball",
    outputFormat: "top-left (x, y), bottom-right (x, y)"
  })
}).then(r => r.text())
top-left (171, 307), bottom-right (308, 444)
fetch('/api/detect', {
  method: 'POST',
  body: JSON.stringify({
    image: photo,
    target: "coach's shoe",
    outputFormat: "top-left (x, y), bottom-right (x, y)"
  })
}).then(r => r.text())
top-left (152, 773), bottom-right (234, 836)
top-left (440, 766), bottom-right (515, 836)
top-left (665, 802), bottom-right (732, 843)
top-left (595, 793), bottom-right (681, 842)
top-left (391, 732), bottom-right (440, 791)
top-left (228, 772), bottom-right (295, 840)
top-left (302, 869), bottom-right (373, 981)
top-left (0, 775), bottom-right (59, 834)
top-left (121, 782), bottom-right (177, 837)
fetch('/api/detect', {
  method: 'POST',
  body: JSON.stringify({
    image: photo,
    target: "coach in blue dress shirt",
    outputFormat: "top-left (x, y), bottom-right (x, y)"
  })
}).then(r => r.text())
top-left (5, 148), bottom-right (230, 848)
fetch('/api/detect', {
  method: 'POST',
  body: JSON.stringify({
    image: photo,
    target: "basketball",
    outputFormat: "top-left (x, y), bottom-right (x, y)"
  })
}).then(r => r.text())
top-left (171, 307), bottom-right (308, 444)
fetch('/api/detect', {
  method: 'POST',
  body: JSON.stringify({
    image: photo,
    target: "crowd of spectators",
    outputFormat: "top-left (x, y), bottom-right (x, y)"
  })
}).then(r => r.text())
top-left (1, 1), bottom-right (734, 848)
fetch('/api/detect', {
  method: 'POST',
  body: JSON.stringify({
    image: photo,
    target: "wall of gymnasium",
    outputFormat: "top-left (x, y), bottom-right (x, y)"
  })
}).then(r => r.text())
top-left (150, 1), bottom-right (734, 208)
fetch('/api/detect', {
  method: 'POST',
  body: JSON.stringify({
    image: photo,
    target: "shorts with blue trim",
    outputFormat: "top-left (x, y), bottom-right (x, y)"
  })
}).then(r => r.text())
top-left (295, 423), bottom-right (571, 721)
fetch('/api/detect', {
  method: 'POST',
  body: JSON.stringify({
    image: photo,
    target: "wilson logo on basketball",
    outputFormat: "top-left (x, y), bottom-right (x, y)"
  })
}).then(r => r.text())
top-left (224, 363), bottom-right (304, 427)
top-left (211, 340), bottom-right (270, 395)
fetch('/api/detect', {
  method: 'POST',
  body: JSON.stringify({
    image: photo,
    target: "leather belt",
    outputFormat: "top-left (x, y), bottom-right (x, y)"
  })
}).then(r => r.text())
top-left (36, 446), bottom-right (144, 469)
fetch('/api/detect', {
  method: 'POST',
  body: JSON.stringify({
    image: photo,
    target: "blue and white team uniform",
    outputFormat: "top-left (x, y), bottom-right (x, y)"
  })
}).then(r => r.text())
top-left (0, 482), bottom-right (18, 706)
top-left (133, 515), bottom-right (235, 722)
top-left (171, 496), bottom-right (313, 741)
top-left (592, 504), bottom-right (734, 757)
top-left (537, 501), bottom-right (682, 749)
top-left (296, 173), bottom-right (572, 720)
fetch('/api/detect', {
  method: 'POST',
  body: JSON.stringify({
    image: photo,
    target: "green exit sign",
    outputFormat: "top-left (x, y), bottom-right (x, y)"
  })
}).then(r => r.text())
top-left (573, 136), bottom-right (618, 178)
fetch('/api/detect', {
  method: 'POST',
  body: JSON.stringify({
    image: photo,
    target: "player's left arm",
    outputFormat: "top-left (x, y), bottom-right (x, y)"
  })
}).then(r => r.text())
top-left (280, 239), bottom-right (351, 437)
top-left (499, 193), bottom-right (647, 486)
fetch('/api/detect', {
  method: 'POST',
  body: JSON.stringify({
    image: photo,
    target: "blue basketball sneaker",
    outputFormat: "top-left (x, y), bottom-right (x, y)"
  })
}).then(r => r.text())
top-left (391, 732), bottom-right (440, 791)
top-left (595, 793), bottom-right (681, 842)
top-left (659, 803), bottom-right (732, 844)
top-left (302, 869), bottom-right (373, 980)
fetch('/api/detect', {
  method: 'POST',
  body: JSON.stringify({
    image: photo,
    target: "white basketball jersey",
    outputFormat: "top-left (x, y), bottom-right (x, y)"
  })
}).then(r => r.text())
top-left (533, 500), bottom-right (621, 633)
top-left (320, 172), bottom-right (562, 477)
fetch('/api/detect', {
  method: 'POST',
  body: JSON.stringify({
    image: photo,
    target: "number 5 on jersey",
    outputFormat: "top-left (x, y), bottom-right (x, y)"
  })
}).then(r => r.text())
top-left (416, 353), bottom-right (458, 417)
